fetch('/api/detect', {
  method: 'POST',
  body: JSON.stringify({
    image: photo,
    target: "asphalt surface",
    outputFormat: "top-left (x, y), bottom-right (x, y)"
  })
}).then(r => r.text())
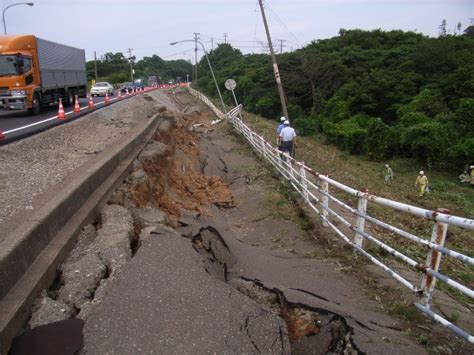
top-left (0, 90), bottom-right (140, 145)
top-left (82, 227), bottom-right (290, 354)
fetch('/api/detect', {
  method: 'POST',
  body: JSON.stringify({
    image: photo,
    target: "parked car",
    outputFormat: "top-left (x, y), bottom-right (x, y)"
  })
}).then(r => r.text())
top-left (120, 82), bottom-right (134, 93)
top-left (90, 82), bottom-right (114, 96)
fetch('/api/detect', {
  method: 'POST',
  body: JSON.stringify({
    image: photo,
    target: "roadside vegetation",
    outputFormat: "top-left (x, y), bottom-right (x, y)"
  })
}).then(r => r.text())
top-left (197, 24), bottom-right (474, 171)
top-left (85, 53), bottom-right (192, 85)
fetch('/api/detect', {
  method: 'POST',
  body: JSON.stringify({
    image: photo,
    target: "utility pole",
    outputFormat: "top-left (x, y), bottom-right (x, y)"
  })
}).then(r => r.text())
top-left (210, 37), bottom-right (214, 50)
top-left (223, 32), bottom-right (228, 44)
top-left (258, 0), bottom-right (289, 119)
top-left (278, 39), bottom-right (286, 54)
top-left (193, 32), bottom-right (200, 84)
top-left (93, 51), bottom-right (98, 81)
top-left (127, 48), bottom-right (134, 82)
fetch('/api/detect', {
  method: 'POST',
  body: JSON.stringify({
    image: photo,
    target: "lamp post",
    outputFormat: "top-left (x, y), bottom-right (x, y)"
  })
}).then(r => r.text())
top-left (3, 2), bottom-right (34, 35)
top-left (170, 39), bottom-right (227, 113)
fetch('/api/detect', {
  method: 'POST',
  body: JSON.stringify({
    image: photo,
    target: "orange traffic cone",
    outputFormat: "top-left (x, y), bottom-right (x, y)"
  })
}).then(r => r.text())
top-left (105, 92), bottom-right (110, 104)
top-left (57, 98), bottom-right (66, 120)
top-left (73, 95), bottom-right (80, 113)
top-left (88, 95), bottom-right (95, 109)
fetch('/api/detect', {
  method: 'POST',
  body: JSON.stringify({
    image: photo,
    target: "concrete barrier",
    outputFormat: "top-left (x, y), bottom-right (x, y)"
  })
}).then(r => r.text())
top-left (0, 112), bottom-right (161, 354)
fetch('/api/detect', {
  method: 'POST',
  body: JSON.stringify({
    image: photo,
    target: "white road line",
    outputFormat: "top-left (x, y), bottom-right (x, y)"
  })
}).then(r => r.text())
top-left (3, 96), bottom-right (125, 135)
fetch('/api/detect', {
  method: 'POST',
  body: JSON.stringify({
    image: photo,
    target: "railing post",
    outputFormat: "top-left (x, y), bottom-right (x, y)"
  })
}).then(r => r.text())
top-left (260, 137), bottom-right (266, 159)
top-left (420, 208), bottom-right (450, 308)
top-left (287, 156), bottom-right (294, 181)
top-left (322, 175), bottom-right (329, 227)
top-left (354, 189), bottom-right (368, 248)
top-left (300, 163), bottom-right (309, 203)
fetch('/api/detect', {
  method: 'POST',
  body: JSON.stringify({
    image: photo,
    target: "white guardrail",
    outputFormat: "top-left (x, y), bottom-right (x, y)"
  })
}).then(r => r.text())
top-left (187, 86), bottom-right (474, 343)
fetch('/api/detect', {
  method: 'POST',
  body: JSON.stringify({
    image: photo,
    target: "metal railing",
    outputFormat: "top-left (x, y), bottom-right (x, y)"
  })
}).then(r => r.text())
top-left (187, 86), bottom-right (474, 343)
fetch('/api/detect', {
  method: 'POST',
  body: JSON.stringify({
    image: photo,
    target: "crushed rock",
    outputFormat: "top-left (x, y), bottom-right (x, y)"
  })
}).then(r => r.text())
top-left (58, 253), bottom-right (107, 310)
top-left (29, 292), bottom-right (74, 329)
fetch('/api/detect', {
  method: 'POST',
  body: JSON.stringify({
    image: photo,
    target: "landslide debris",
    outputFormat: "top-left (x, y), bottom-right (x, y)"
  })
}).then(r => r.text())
top-left (28, 98), bottom-right (235, 329)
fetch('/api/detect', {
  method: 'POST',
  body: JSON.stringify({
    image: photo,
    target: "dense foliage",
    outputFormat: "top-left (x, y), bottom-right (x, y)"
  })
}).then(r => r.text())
top-left (196, 27), bottom-right (474, 169)
top-left (86, 52), bottom-right (192, 86)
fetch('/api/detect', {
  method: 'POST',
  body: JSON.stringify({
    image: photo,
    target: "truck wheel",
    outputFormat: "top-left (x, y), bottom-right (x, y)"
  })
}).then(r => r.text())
top-left (28, 94), bottom-right (41, 115)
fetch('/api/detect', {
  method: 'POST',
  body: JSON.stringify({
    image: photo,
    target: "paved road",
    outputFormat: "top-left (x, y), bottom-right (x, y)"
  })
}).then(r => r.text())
top-left (82, 227), bottom-right (290, 354)
top-left (0, 90), bottom-right (148, 144)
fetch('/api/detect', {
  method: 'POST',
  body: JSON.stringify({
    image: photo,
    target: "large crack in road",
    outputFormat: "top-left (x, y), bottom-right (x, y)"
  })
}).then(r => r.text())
top-left (10, 88), bottom-right (428, 354)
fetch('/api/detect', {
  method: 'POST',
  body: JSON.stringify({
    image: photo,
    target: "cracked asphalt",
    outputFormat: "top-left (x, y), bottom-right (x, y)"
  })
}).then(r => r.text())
top-left (82, 226), bottom-right (290, 354)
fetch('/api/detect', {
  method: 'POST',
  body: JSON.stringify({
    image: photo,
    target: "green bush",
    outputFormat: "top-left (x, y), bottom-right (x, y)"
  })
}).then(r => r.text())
top-left (401, 121), bottom-right (452, 165)
top-left (447, 138), bottom-right (474, 168)
top-left (324, 117), bottom-right (367, 154)
top-left (365, 118), bottom-right (399, 160)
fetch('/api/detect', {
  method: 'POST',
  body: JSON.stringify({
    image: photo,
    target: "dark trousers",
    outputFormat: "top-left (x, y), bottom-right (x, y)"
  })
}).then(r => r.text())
top-left (281, 141), bottom-right (293, 154)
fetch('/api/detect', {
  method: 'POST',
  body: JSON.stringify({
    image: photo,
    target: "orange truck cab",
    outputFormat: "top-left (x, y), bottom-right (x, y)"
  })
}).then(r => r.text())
top-left (0, 35), bottom-right (87, 115)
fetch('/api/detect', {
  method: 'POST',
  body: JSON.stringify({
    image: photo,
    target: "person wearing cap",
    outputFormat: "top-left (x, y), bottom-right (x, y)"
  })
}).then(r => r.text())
top-left (278, 120), bottom-right (296, 155)
top-left (384, 164), bottom-right (393, 184)
top-left (415, 170), bottom-right (429, 197)
top-left (276, 117), bottom-right (286, 135)
top-left (276, 117), bottom-right (286, 149)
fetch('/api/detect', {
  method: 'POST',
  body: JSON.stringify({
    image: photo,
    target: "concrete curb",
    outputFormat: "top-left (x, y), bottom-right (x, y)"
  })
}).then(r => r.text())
top-left (0, 112), bottom-right (161, 354)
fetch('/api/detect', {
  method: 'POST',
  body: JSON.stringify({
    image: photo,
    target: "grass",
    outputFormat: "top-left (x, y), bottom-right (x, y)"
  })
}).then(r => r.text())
top-left (240, 110), bottom-right (474, 290)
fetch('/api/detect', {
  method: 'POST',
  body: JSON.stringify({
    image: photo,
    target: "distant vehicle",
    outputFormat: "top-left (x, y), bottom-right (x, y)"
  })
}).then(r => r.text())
top-left (90, 82), bottom-right (114, 97)
top-left (148, 75), bottom-right (162, 87)
top-left (120, 82), bottom-right (134, 93)
top-left (0, 35), bottom-right (87, 115)
top-left (133, 78), bottom-right (146, 89)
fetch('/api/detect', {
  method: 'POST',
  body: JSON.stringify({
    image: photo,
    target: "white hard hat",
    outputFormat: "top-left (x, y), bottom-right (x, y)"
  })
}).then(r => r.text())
top-left (385, 164), bottom-right (389, 167)
top-left (280, 116), bottom-right (286, 122)
top-left (419, 170), bottom-right (424, 175)
top-left (284, 120), bottom-right (290, 125)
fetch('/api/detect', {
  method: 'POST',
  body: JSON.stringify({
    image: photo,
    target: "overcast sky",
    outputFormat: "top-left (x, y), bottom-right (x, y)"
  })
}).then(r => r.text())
top-left (5, 0), bottom-right (473, 61)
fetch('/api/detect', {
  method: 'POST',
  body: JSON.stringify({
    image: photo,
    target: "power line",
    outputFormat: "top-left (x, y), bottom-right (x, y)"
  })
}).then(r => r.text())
top-left (265, 2), bottom-right (303, 48)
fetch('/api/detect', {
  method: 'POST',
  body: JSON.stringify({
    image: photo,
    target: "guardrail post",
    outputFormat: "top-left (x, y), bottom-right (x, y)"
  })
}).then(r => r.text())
top-left (354, 189), bottom-right (368, 248)
top-left (260, 137), bottom-right (266, 159)
top-left (300, 163), bottom-right (309, 203)
top-left (420, 208), bottom-right (450, 307)
top-left (288, 156), bottom-right (294, 181)
top-left (322, 176), bottom-right (329, 227)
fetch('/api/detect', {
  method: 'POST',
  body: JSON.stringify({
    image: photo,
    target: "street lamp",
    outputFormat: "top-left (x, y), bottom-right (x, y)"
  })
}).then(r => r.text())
top-left (170, 39), bottom-right (227, 113)
top-left (3, 2), bottom-right (34, 35)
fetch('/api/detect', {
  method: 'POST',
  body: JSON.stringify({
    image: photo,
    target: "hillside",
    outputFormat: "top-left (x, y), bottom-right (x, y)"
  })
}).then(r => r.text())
top-left (197, 27), bottom-right (474, 170)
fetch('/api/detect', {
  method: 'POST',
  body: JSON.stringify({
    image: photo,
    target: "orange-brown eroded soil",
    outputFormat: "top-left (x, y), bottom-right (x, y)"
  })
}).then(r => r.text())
top-left (131, 112), bottom-right (234, 225)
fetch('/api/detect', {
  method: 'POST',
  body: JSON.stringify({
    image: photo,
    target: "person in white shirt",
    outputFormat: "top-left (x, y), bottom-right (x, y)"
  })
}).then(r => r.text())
top-left (278, 120), bottom-right (296, 155)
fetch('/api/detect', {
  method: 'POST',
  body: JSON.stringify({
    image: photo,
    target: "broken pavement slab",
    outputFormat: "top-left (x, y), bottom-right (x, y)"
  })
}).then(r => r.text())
top-left (82, 228), bottom-right (291, 354)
